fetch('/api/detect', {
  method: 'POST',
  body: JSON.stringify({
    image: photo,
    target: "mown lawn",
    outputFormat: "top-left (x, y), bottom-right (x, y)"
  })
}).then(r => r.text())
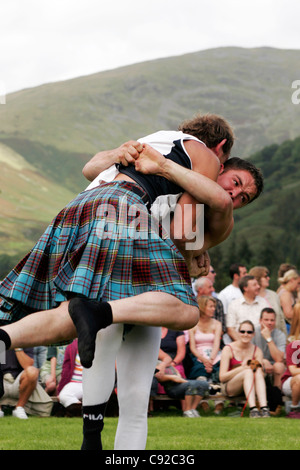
top-left (0, 412), bottom-right (299, 451)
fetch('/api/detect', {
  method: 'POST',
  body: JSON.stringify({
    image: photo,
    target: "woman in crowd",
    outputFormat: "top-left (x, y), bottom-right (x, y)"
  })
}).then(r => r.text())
top-left (188, 295), bottom-right (223, 413)
top-left (151, 326), bottom-right (209, 417)
top-left (277, 269), bottom-right (300, 334)
top-left (188, 295), bottom-right (222, 382)
top-left (219, 320), bottom-right (270, 418)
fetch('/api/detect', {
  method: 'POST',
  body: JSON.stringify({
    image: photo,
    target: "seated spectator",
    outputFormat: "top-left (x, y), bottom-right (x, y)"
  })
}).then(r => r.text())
top-left (188, 295), bottom-right (223, 414)
top-left (150, 327), bottom-right (207, 416)
top-left (281, 340), bottom-right (300, 418)
top-left (219, 320), bottom-right (270, 418)
top-left (193, 277), bottom-right (226, 335)
top-left (152, 360), bottom-right (209, 417)
top-left (277, 269), bottom-right (300, 334)
top-left (253, 308), bottom-right (286, 389)
top-left (40, 345), bottom-right (66, 395)
top-left (189, 296), bottom-right (222, 382)
top-left (252, 307), bottom-right (286, 415)
top-left (158, 327), bottom-right (186, 376)
top-left (0, 348), bottom-right (52, 419)
top-left (249, 266), bottom-right (287, 335)
top-left (57, 339), bottom-right (82, 417)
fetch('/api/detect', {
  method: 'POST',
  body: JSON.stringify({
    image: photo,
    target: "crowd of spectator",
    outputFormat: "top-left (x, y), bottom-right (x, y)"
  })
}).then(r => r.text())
top-left (151, 261), bottom-right (300, 419)
top-left (1, 261), bottom-right (299, 421)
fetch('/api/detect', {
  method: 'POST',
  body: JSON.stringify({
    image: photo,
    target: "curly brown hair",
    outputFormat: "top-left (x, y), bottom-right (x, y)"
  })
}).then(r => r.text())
top-left (178, 113), bottom-right (235, 158)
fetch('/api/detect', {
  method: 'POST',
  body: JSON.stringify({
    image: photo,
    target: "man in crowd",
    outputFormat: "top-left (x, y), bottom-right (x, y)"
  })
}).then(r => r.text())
top-left (226, 275), bottom-right (269, 341)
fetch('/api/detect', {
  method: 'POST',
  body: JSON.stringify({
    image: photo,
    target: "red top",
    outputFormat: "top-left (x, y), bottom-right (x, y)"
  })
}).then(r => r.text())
top-left (227, 344), bottom-right (257, 370)
top-left (281, 341), bottom-right (300, 385)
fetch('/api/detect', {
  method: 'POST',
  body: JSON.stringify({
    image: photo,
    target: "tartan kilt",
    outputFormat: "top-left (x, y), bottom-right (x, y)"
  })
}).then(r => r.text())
top-left (0, 181), bottom-right (197, 323)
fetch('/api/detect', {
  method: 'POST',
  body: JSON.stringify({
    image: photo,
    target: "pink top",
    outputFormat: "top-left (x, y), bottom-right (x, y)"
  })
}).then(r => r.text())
top-left (194, 329), bottom-right (221, 365)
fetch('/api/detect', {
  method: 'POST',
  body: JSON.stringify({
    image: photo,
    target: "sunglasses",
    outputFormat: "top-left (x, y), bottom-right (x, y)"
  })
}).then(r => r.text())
top-left (239, 330), bottom-right (254, 335)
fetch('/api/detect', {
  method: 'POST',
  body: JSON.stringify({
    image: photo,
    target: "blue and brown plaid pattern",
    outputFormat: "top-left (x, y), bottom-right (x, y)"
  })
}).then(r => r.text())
top-left (0, 181), bottom-right (197, 323)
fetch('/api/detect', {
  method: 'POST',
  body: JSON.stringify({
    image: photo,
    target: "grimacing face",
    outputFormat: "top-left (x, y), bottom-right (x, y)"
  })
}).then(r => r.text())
top-left (217, 169), bottom-right (257, 209)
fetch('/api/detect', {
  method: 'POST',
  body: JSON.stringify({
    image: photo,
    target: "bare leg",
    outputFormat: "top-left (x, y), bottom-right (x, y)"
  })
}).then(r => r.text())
top-left (110, 292), bottom-right (199, 330)
top-left (1, 301), bottom-right (76, 349)
top-left (254, 368), bottom-right (268, 408)
top-left (291, 376), bottom-right (300, 407)
top-left (69, 292), bottom-right (199, 368)
top-left (17, 366), bottom-right (39, 408)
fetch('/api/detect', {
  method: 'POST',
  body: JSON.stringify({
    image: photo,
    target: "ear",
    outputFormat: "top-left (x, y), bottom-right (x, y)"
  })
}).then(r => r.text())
top-left (214, 138), bottom-right (227, 156)
top-left (219, 163), bottom-right (224, 174)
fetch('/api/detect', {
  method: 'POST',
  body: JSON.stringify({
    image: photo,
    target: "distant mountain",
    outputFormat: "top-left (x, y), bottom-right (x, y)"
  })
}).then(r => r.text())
top-left (0, 46), bottom-right (299, 276)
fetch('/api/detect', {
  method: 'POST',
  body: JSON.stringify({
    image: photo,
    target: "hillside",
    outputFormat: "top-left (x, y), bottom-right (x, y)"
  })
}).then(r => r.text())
top-left (0, 46), bottom-right (299, 278)
top-left (0, 142), bottom-right (76, 256)
top-left (1, 47), bottom-right (299, 167)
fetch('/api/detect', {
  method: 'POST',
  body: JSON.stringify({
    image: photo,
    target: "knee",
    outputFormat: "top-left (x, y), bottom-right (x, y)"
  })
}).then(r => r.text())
top-left (273, 362), bottom-right (285, 375)
top-left (244, 368), bottom-right (255, 381)
top-left (22, 366), bottom-right (39, 386)
top-left (291, 375), bottom-right (300, 389)
top-left (172, 305), bottom-right (199, 330)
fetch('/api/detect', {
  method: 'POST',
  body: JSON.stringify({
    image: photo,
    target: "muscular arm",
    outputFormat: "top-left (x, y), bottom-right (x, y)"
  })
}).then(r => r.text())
top-left (82, 140), bottom-right (143, 181)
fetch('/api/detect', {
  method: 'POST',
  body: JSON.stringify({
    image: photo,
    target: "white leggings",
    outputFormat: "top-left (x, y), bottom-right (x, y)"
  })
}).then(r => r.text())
top-left (82, 323), bottom-right (161, 450)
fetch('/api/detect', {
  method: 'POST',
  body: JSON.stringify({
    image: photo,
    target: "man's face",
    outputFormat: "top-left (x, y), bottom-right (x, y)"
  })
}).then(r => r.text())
top-left (244, 279), bottom-right (260, 297)
top-left (238, 266), bottom-right (248, 278)
top-left (217, 169), bottom-right (257, 209)
top-left (197, 279), bottom-right (214, 296)
top-left (260, 313), bottom-right (276, 332)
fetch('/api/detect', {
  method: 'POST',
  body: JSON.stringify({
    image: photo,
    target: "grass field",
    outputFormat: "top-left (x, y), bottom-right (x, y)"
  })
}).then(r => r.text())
top-left (0, 411), bottom-right (299, 451)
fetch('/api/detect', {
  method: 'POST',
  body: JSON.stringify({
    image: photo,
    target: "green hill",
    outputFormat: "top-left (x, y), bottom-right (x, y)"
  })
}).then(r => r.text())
top-left (0, 46), bottom-right (299, 279)
top-left (0, 142), bottom-right (75, 257)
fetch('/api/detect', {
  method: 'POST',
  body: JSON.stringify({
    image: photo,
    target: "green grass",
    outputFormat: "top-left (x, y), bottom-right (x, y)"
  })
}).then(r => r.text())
top-left (0, 412), bottom-right (299, 450)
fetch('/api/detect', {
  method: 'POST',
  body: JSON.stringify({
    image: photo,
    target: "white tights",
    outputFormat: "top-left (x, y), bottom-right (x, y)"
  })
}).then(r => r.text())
top-left (82, 323), bottom-right (161, 450)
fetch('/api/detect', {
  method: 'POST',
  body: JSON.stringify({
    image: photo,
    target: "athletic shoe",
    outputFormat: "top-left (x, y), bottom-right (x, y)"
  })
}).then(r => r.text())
top-left (249, 407), bottom-right (261, 418)
top-left (260, 407), bottom-right (270, 418)
top-left (191, 409), bottom-right (200, 417)
top-left (12, 406), bottom-right (28, 419)
top-left (286, 411), bottom-right (300, 419)
top-left (183, 410), bottom-right (197, 418)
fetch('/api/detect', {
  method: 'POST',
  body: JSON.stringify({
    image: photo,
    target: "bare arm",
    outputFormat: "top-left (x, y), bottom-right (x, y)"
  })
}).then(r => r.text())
top-left (289, 365), bottom-right (300, 376)
top-left (82, 140), bottom-right (144, 181)
top-left (15, 350), bottom-right (34, 369)
top-left (219, 345), bottom-right (245, 383)
top-left (280, 291), bottom-right (294, 322)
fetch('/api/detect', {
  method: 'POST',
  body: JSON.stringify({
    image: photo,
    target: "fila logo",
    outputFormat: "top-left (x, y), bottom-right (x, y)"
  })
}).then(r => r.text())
top-left (83, 413), bottom-right (104, 421)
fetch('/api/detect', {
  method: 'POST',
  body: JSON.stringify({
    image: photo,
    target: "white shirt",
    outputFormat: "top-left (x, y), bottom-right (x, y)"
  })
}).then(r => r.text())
top-left (226, 295), bottom-right (269, 331)
top-left (218, 284), bottom-right (243, 314)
